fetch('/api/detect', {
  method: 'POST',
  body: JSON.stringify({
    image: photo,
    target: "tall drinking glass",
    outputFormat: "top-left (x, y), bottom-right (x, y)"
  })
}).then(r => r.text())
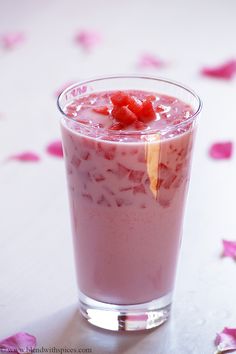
top-left (57, 76), bottom-right (202, 331)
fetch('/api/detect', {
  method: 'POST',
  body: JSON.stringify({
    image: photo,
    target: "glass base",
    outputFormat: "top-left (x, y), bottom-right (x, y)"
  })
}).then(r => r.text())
top-left (79, 291), bottom-right (172, 331)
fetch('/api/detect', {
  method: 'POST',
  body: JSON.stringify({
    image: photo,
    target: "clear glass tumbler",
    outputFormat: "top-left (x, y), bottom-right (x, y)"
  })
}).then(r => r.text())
top-left (57, 76), bottom-right (202, 331)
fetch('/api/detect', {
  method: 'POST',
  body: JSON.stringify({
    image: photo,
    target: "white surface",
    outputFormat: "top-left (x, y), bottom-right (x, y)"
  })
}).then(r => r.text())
top-left (1, 0), bottom-right (236, 353)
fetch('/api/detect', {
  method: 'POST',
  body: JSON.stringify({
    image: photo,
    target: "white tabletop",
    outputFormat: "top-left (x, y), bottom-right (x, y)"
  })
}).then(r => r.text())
top-left (1, 0), bottom-right (236, 353)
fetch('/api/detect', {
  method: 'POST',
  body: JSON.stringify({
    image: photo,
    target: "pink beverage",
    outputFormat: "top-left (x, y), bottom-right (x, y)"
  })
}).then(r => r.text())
top-left (57, 76), bottom-right (202, 331)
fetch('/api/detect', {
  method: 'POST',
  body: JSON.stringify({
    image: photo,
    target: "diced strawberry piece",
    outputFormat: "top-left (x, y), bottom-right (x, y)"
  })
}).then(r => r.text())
top-left (104, 150), bottom-right (115, 160)
top-left (128, 97), bottom-right (142, 115)
top-left (138, 152), bottom-right (146, 163)
top-left (156, 178), bottom-right (163, 189)
top-left (82, 193), bottom-right (93, 202)
top-left (129, 170), bottom-right (145, 183)
top-left (162, 173), bottom-right (177, 189)
top-left (175, 163), bottom-right (183, 172)
top-left (158, 163), bottom-right (169, 179)
top-left (112, 106), bottom-right (137, 126)
top-left (93, 173), bottom-right (105, 182)
top-left (173, 176), bottom-right (184, 188)
top-left (116, 198), bottom-right (132, 207)
top-left (117, 163), bottom-right (130, 178)
top-left (120, 186), bottom-right (133, 192)
top-left (80, 151), bottom-right (90, 160)
top-left (96, 142), bottom-right (116, 160)
top-left (134, 120), bottom-right (146, 130)
top-left (82, 137), bottom-right (94, 149)
top-left (138, 100), bottom-right (156, 122)
top-left (133, 184), bottom-right (146, 194)
top-left (109, 122), bottom-right (124, 130)
top-left (110, 91), bottom-right (131, 106)
top-left (130, 148), bottom-right (138, 155)
top-left (102, 186), bottom-right (115, 195)
top-left (71, 155), bottom-right (81, 168)
top-left (158, 198), bottom-right (170, 208)
top-left (97, 195), bottom-right (111, 207)
top-left (155, 105), bottom-right (165, 113)
top-left (92, 106), bottom-right (109, 115)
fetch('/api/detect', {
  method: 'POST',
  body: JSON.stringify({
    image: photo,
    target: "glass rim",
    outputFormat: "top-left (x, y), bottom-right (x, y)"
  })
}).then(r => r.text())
top-left (57, 74), bottom-right (202, 136)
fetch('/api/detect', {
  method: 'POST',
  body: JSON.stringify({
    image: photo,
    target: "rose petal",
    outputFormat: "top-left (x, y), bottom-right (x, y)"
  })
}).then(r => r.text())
top-left (46, 140), bottom-right (63, 158)
top-left (74, 30), bottom-right (101, 51)
top-left (9, 152), bottom-right (40, 162)
top-left (201, 60), bottom-right (236, 80)
top-left (0, 32), bottom-right (25, 50)
top-left (222, 240), bottom-right (236, 259)
top-left (138, 53), bottom-right (166, 69)
top-left (54, 81), bottom-right (77, 97)
top-left (215, 327), bottom-right (236, 352)
top-left (209, 142), bottom-right (233, 160)
top-left (0, 332), bottom-right (36, 353)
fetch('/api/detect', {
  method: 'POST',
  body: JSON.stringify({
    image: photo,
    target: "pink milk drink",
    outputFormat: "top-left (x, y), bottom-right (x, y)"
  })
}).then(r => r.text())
top-left (57, 76), bottom-right (202, 331)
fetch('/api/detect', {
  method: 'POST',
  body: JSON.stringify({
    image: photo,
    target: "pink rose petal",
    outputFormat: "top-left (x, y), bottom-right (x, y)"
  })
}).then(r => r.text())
top-left (215, 327), bottom-right (236, 352)
top-left (0, 332), bottom-right (36, 353)
top-left (0, 32), bottom-right (25, 50)
top-left (209, 141), bottom-right (233, 160)
top-left (138, 53), bottom-right (166, 69)
top-left (201, 60), bottom-right (236, 80)
top-left (222, 240), bottom-right (236, 259)
top-left (54, 81), bottom-right (77, 97)
top-left (9, 151), bottom-right (41, 162)
top-left (74, 30), bottom-right (102, 51)
top-left (46, 140), bottom-right (63, 158)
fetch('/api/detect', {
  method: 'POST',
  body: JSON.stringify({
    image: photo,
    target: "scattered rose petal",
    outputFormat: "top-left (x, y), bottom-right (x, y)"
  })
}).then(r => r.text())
top-left (0, 32), bottom-right (25, 50)
top-left (222, 240), bottom-right (236, 259)
top-left (215, 327), bottom-right (236, 352)
top-left (209, 142), bottom-right (233, 159)
top-left (54, 81), bottom-right (77, 97)
top-left (46, 140), bottom-right (63, 158)
top-left (9, 151), bottom-right (40, 162)
top-left (201, 60), bottom-right (236, 80)
top-left (0, 332), bottom-right (36, 353)
top-left (74, 30), bottom-right (102, 51)
top-left (137, 53), bottom-right (166, 69)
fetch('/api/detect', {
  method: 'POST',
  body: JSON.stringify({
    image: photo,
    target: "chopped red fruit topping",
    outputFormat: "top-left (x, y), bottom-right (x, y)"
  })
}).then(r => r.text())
top-left (110, 91), bottom-right (131, 106)
top-left (92, 106), bottom-right (109, 115)
top-left (129, 170), bottom-right (145, 183)
top-left (128, 97), bottom-right (142, 115)
top-left (133, 184), bottom-right (146, 194)
top-left (138, 100), bottom-right (156, 122)
top-left (112, 106), bottom-right (137, 126)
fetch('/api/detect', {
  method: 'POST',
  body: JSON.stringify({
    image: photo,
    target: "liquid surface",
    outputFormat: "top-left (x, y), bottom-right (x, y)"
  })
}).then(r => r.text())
top-left (63, 90), bottom-right (193, 141)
